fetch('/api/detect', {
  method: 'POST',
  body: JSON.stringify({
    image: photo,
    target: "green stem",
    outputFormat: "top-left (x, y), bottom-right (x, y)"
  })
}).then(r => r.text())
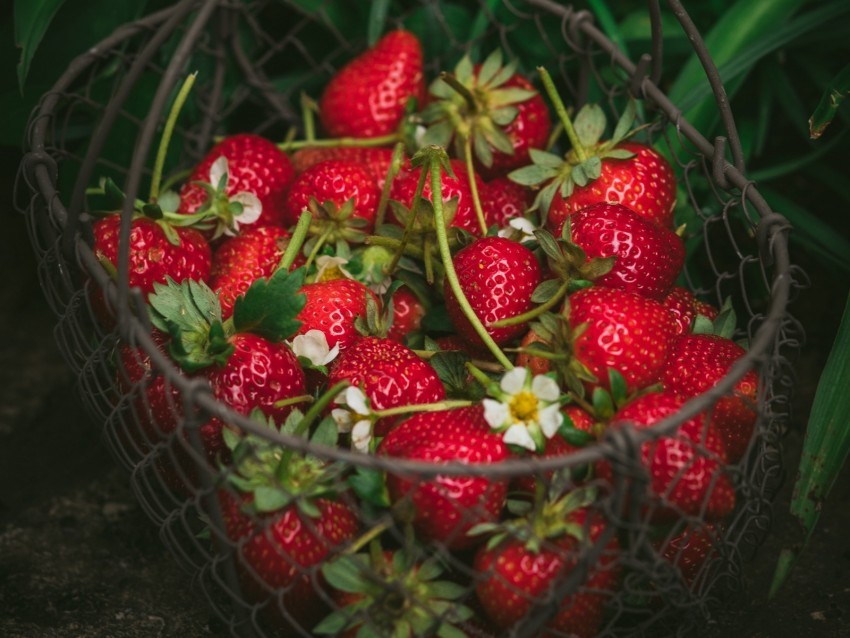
top-left (278, 132), bottom-right (400, 152)
top-left (373, 399), bottom-right (473, 419)
top-left (463, 134), bottom-right (489, 235)
top-left (303, 225), bottom-right (333, 271)
top-left (279, 211), bottom-right (312, 271)
top-left (273, 394), bottom-right (314, 409)
top-left (300, 92), bottom-right (317, 142)
top-left (465, 362), bottom-right (502, 395)
top-left (429, 153), bottom-right (513, 370)
top-left (537, 66), bottom-right (586, 162)
top-left (490, 279), bottom-right (570, 328)
top-left (374, 142), bottom-right (406, 229)
top-left (387, 166), bottom-right (429, 276)
top-left (568, 391), bottom-right (596, 416)
top-left (439, 71), bottom-right (478, 114)
top-left (343, 516), bottom-right (394, 556)
top-left (159, 167), bottom-right (193, 196)
top-left (150, 72), bottom-right (197, 201)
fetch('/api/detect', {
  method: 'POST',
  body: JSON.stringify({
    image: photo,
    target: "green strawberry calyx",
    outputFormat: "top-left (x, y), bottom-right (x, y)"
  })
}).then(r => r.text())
top-left (315, 546), bottom-right (473, 638)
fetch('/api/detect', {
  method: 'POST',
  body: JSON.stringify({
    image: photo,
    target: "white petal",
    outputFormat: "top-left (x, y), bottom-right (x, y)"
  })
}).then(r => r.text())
top-left (351, 420), bottom-right (373, 453)
top-left (344, 386), bottom-right (370, 416)
top-left (531, 374), bottom-right (561, 402)
top-left (290, 329), bottom-right (338, 366)
top-left (538, 404), bottom-right (564, 439)
top-left (501, 367), bottom-right (529, 396)
top-left (502, 423), bottom-right (537, 451)
top-left (331, 408), bottom-right (353, 433)
top-left (509, 217), bottom-right (536, 235)
top-left (209, 156), bottom-right (229, 189)
top-left (231, 192), bottom-right (263, 227)
top-left (482, 399), bottom-right (511, 430)
top-left (315, 255), bottom-right (355, 282)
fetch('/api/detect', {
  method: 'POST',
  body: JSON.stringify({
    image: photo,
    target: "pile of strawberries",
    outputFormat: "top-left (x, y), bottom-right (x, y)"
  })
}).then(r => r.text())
top-left (91, 28), bottom-right (760, 638)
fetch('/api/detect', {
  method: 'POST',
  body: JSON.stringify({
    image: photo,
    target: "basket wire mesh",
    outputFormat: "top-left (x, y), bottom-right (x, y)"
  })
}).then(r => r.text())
top-left (16, 0), bottom-right (805, 636)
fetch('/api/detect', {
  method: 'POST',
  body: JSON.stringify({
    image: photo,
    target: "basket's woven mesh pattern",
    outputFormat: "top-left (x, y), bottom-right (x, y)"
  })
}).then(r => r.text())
top-left (16, 1), bottom-right (804, 636)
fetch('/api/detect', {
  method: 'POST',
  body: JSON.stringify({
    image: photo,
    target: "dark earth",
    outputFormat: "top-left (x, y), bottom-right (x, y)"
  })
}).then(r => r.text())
top-left (1, 141), bottom-right (849, 637)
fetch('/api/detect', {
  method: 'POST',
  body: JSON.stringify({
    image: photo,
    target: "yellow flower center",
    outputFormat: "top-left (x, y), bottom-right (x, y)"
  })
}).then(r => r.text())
top-left (509, 391), bottom-right (539, 424)
top-left (317, 264), bottom-right (346, 282)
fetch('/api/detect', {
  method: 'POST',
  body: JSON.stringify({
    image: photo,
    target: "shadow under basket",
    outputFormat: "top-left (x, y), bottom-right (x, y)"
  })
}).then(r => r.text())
top-left (17, 0), bottom-right (804, 636)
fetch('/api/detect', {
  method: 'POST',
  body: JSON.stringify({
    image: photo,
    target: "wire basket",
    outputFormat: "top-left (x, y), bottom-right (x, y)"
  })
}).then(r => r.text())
top-left (17, 0), bottom-right (804, 636)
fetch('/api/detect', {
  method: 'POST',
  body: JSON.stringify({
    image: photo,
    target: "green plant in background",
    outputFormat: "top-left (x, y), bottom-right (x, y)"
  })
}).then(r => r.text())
top-left (7, 0), bottom-right (850, 596)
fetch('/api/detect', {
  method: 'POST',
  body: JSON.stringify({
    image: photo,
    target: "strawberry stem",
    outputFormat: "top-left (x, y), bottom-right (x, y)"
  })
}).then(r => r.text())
top-left (342, 516), bottom-right (395, 555)
top-left (439, 71), bottom-right (478, 114)
top-left (278, 132), bottom-right (401, 152)
top-left (279, 211), bottom-right (312, 271)
top-left (413, 349), bottom-right (505, 373)
top-left (374, 142), bottom-right (406, 228)
top-left (300, 92), bottom-right (317, 142)
top-left (489, 279), bottom-right (570, 328)
top-left (150, 72), bottom-right (197, 202)
top-left (372, 399), bottom-right (474, 419)
top-left (463, 134), bottom-right (489, 235)
top-left (272, 394), bottom-right (314, 409)
top-left (304, 226), bottom-right (334, 270)
top-left (387, 164), bottom-right (430, 276)
top-left (537, 66), bottom-right (586, 162)
top-left (426, 148), bottom-right (513, 370)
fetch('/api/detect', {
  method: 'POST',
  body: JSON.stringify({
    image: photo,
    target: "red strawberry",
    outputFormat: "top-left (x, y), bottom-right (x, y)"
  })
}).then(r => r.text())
top-left (178, 133), bottom-right (295, 230)
top-left (210, 225), bottom-right (298, 319)
top-left (390, 158), bottom-right (488, 236)
top-left (377, 406), bottom-right (510, 549)
top-left (514, 328), bottom-right (552, 377)
top-left (547, 141), bottom-right (677, 231)
top-left (563, 202), bottom-right (685, 300)
top-left (474, 504), bottom-right (620, 638)
top-left (656, 522), bottom-right (721, 588)
top-left (661, 334), bottom-right (758, 462)
top-left (444, 236), bottom-right (542, 348)
top-left (568, 286), bottom-right (678, 392)
top-left (295, 278), bottom-right (377, 352)
top-left (420, 50), bottom-right (551, 179)
top-left (282, 159), bottom-right (381, 231)
top-left (291, 146), bottom-right (402, 190)
top-left (601, 391), bottom-right (736, 522)
top-left (319, 30), bottom-right (425, 139)
top-left (661, 286), bottom-right (721, 335)
top-left (481, 176), bottom-right (534, 228)
top-left (327, 336), bottom-right (445, 436)
top-left (385, 285), bottom-right (426, 343)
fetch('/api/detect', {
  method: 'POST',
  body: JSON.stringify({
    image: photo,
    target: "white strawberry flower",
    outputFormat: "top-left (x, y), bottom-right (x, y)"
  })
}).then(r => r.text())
top-left (314, 255), bottom-right (356, 283)
top-left (289, 329), bottom-right (340, 367)
top-left (331, 386), bottom-right (373, 453)
top-left (209, 156), bottom-right (262, 236)
top-left (482, 366), bottom-right (564, 452)
top-left (497, 216), bottom-right (537, 244)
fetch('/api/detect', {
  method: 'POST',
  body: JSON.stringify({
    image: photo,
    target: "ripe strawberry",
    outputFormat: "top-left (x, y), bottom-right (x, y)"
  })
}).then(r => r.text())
top-left (444, 236), bottom-right (542, 348)
top-left (481, 176), bottom-right (534, 228)
top-left (474, 504), bottom-right (620, 638)
top-left (295, 278), bottom-right (377, 352)
top-left (568, 286), bottom-right (678, 393)
top-left (282, 159), bottom-right (380, 231)
top-left (655, 522), bottom-right (721, 588)
top-left (661, 334), bottom-right (758, 462)
top-left (563, 202), bottom-right (685, 300)
top-left (291, 146), bottom-right (402, 190)
top-left (600, 391), bottom-right (736, 522)
top-left (210, 225), bottom-right (297, 319)
top-left (661, 286), bottom-right (721, 334)
top-left (217, 416), bottom-right (359, 634)
top-left (390, 158), bottom-right (488, 236)
top-left (420, 50), bottom-right (551, 179)
top-left (377, 406), bottom-right (510, 549)
top-left (385, 285), bottom-right (426, 343)
top-left (327, 335), bottom-right (446, 436)
top-left (547, 141), bottom-right (677, 232)
top-left (319, 30), bottom-right (425, 138)
top-left (178, 133), bottom-right (295, 229)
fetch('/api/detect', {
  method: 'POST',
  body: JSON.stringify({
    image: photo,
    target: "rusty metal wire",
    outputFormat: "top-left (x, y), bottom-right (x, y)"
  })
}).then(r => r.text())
top-left (16, 1), bottom-right (804, 636)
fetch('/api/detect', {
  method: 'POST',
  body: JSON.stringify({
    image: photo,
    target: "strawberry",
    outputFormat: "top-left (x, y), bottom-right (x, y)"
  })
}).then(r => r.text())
top-left (217, 414), bottom-right (359, 633)
top-left (209, 225), bottom-right (298, 319)
top-left (661, 334), bottom-right (758, 462)
top-left (390, 158), bottom-right (488, 236)
top-left (377, 406), bottom-right (510, 549)
top-left (480, 176), bottom-right (534, 228)
top-left (509, 89), bottom-right (677, 231)
top-left (385, 284), bottom-right (426, 343)
top-left (327, 335), bottom-right (446, 437)
top-left (473, 498), bottom-right (620, 638)
top-left (568, 286), bottom-right (678, 393)
top-left (562, 202), bottom-right (685, 300)
top-left (319, 30), bottom-right (425, 139)
top-left (655, 522), bottom-right (721, 589)
top-left (295, 278), bottom-right (377, 352)
top-left (420, 50), bottom-right (551, 179)
top-left (178, 133), bottom-right (295, 231)
top-left (661, 286), bottom-right (721, 335)
top-left (291, 146), bottom-right (401, 190)
top-left (444, 236), bottom-right (542, 348)
top-left (316, 548), bottom-right (473, 637)
top-left (600, 391), bottom-right (736, 522)
top-left (282, 158), bottom-right (381, 233)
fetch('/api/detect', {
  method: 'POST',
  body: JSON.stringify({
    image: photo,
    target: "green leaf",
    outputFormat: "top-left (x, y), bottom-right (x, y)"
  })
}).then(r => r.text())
top-left (313, 610), bottom-right (350, 635)
top-left (367, 0), bottom-right (391, 47)
top-left (253, 486), bottom-right (290, 513)
top-left (478, 48), bottom-right (503, 86)
top-left (322, 555), bottom-right (369, 594)
top-left (312, 416), bottom-right (339, 448)
top-left (14, 0), bottom-right (68, 91)
top-left (573, 103), bottom-right (607, 148)
top-left (232, 267), bottom-right (306, 342)
top-left (348, 466), bottom-right (389, 508)
top-left (531, 278), bottom-right (563, 304)
top-left (809, 63), bottom-right (850, 139)
top-left (528, 147), bottom-right (566, 169)
top-left (508, 164), bottom-right (559, 186)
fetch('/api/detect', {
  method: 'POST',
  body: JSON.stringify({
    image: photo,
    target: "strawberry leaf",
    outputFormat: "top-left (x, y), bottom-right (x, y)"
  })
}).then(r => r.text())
top-left (232, 267), bottom-right (306, 342)
top-left (322, 555), bottom-right (369, 594)
top-left (312, 415), bottom-right (339, 448)
top-left (573, 103), bottom-right (607, 148)
top-left (253, 486), bottom-right (291, 513)
top-left (348, 466), bottom-right (389, 508)
top-left (611, 99), bottom-right (637, 145)
top-left (508, 163), bottom-right (558, 186)
top-left (531, 278), bottom-right (563, 303)
top-left (528, 147), bottom-right (565, 169)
